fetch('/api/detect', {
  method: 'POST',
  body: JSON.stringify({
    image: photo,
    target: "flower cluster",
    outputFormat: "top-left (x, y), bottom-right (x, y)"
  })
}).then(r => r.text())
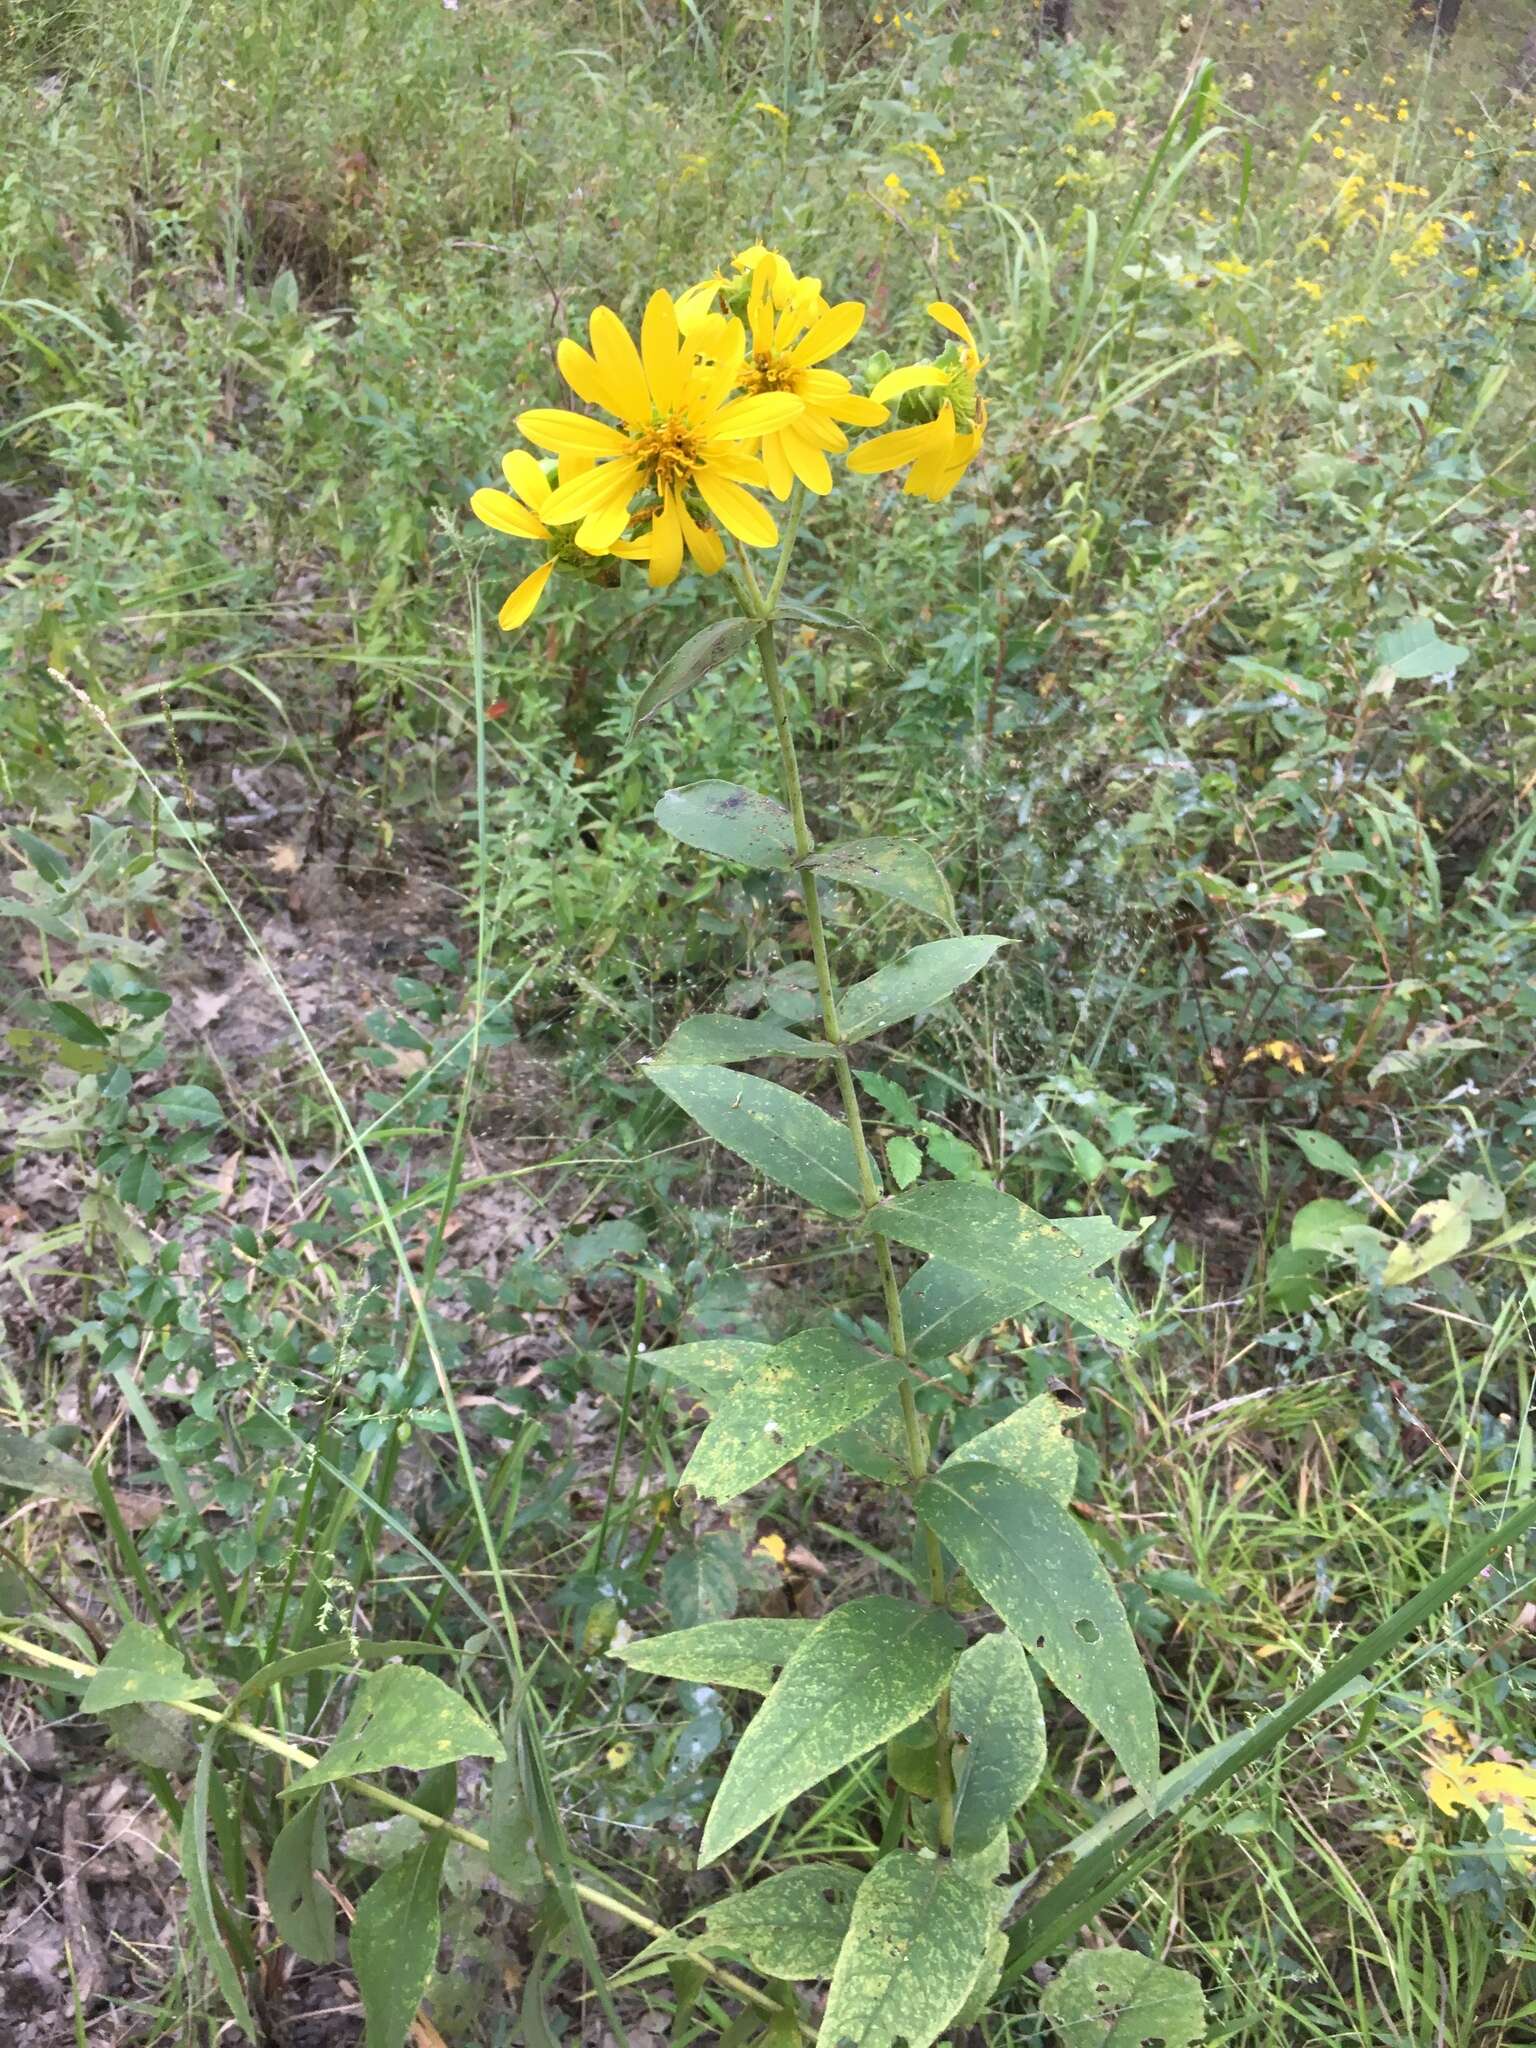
top-left (471, 244), bottom-right (987, 629)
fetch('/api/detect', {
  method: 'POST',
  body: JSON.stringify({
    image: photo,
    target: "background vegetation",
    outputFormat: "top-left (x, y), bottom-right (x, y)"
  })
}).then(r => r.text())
top-left (2, 0), bottom-right (1534, 2040)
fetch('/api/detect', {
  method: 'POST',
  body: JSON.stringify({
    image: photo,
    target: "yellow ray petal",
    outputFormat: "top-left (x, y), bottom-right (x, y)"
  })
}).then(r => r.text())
top-left (760, 432), bottom-right (795, 502)
top-left (712, 391), bottom-right (804, 440)
top-left (543, 457), bottom-right (641, 529)
top-left (641, 289), bottom-right (681, 412)
top-left (789, 299), bottom-right (865, 367)
top-left (694, 470), bottom-right (778, 549)
top-left (588, 306), bottom-right (650, 423)
top-left (502, 450), bottom-right (553, 509)
top-left (648, 493), bottom-right (686, 587)
top-left (498, 557), bottom-right (556, 630)
top-left (824, 391), bottom-right (889, 427)
top-left (927, 299), bottom-right (978, 351)
top-left (576, 489), bottom-right (636, 555)
top-left (679, 496), bottom-right (726, 574)
top-left (518, 409), bottom-right (631, 458)
top-left (870, 362), bottom-right (946, 403)
top-left (557, 339), bottom-right (615, 415)
top-left (704, 445), bottom-right (772, 488)
top-left (845, 412), bottom-right (950, 475)
top-left (471, 487), bottom-right (548, 541)
top-left (782, 429), bottom-right (833, 495)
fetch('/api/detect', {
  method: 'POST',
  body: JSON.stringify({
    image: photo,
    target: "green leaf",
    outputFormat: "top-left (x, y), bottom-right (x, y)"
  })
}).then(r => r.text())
top-left (824, 1388), bottom-right (910, 1482)
top-left (947, 1392), bottom-right (1079, 1505)
top-left (147, 1083), bottom-right (223, 1128)
top-left (1040, 1947), bottom-right (1207, 2048)
top-left (615, 1618), bottom-right (817, 1694)
top-left (803, 837), bottom-right (956, 930)
top-left (655, 781), bottom-right (797, 870)
top-left (886, 1135), bottom-right (922, 1188)
top-left (699, 1597), bottom-right (965, 1864)
top-left (819, 1852), bottom-right (999, 2048)
top-left (1290, 1198), bottom-right (1371, 1255)
top-left (662, 1535), bottom-right (741, 1626)
top-left (634, 617), bottom-right (760, 725)
top-left (1376, 618), bottom-right (1469, 681)
top-left (0, 1426), bottom-right (95, 1505)
top-left (777, 597), bottom-right (887, 663)
top-left (1382, 1201), bottom-right (1473, 1287)
top-left (949, 1631), bottom-right (1047, 1854)
top-left (116, 1149), bottom-right (164, 1212)
top-left (181, 1738), bottom-right (256, 2037)
top-left (268, 1796), bottom-right (336, 1965)
top-left (647, 1339), bottom-right (773, 1399)
top-left (651, 1013), bottom-right (825, 1066)
top-left (701, 1863), bottom-right (861, 1980)
top-left (646, 1062), bottom-right (873, 1219)
top-left (350, 1833), bottom-right (449, 2048)
top-left (83, 1619), bottom-right (218, 1712)
top-left (44, 999), bottom-right (109, 1048)
top-left (917, 1462), bottom-right (1159, 1796)
top-left (681, 1327), bottom-right (904, 1502)
top-left (1285, 1126), bottom-right (1364, 1180)
top-left (876, 1184), bottom-right (1140, 1346)
top-left (488, 1747), bottom-right (543, 1897)
top-left (838, 937), bottom-right (1007, 1043)
top-left (886, 1718), bottom-right (940, 1797)
top-left (286, 1665), bottom-right (497, 1794)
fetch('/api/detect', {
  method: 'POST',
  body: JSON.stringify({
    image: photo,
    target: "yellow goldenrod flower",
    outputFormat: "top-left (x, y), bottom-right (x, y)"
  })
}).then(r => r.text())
top-left (753, 100), bottom-right (789, 123)
top-left (471, 451), bottom-right (649, 630)
top-left (912, 141), bottom-right (947, 175)
top-left (884, 171), bottom-right (912, 204)
top-left (1076, 108), bottom-right (1118, 133)
top-left (1293, 276), bottom-right (1323, 300)
top-left (735, 258), bottom-right (888, 498)
top-left (1342, 358), bottom-right (1375, 387)
top-left (1213, 258), bottom-right (1253, 279)
top-left (848, 300), bottom-right (987, 502)
top-left (518, 291), bottom-right (804, 586)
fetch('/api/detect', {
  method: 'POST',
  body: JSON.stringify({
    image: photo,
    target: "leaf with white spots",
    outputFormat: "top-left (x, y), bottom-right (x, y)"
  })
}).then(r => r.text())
top-left (1041, 1947), bottom-right (1207, 2048)
top-left (701, 1863), bottom-right (862, 1979)
top-left (901, 1216), bottom-right (1136, 1363)
top-left (647, 1062), bottom-right (873, 1219)
top-left (946, 1392), bottom-right (1080, 1505)
top-left (949, 1631), bottom-right (1047, 1854)
top-left (285, 1665), bottom-right (497, 1794)
top-left (83, 1619), bottom-right (219, 1712)
top-left (837, 936), bottom-right (1008, 1043)
top-left (616, 1618), bottom-right (817, 1694)
top-left (818, 1851), bottom-right (999, 2048)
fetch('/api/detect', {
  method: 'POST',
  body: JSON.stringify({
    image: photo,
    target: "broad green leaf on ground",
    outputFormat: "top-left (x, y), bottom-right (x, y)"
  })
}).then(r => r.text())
top-left (646, 1063), bottom-right (872, 1218)
top-left (701, 1863), bottom-right (862, 1980)
top-left (0, 1426), bottom-right (96, 1506)
top-left (1040, 1947), bottom-right (1207, 2048)
top-left (615, 1619), bottom-right (817, 1694)
top-left (901, 1215), bottom-right (1134, 1362)
top-left (682, 1327), bottom-right (904, 1502)
top-left (876, 1183), bottom-right (1140, 1346)
top-left (83, 1619), bottom-right (218, 1712)
top-left (818, 1852), bottom-right (999, 2048)
top-left (777, 597), bottom-right (887, 663)
top-left (654, 781), bottom-right (797, 870)
top-left (651, 1013), bottom-right (824, 1066)
top-left (646, 1339), bottom-right (772, 1399)
top-left (949, 1632), bottom-right (1047, 1854)
top-left (699, 1597), bottom-right (965, 1864)
top-left (350, 1834), bottom-right (449, 2048)
top-left (957, 1928), bottom-right (1010, 2027)
top-left (268, 1796), bottom-right (335, 1965)
top-left (837, 937), bottom-right (1007, 1043)
top-left (633, 617), bottom-right (760, 725)
top-left (918, 1462), bottom-right (1159, 1796)
top-left (946, 1393), bottom-right (1079, 1505)
top-left (802, 837), bottom-right (957, 930)
top-left (1375, 617), bottom-right (1469, 681)
top-left (287, 1665), bottom-right (497, 1793)
top-left (181, 1738), bottom-right (256, 2037)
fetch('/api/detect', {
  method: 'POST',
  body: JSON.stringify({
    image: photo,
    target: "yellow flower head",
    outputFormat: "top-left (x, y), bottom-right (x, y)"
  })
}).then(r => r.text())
top-left (1293, 276), bottom-right (1323, 300)
top-left (847, 300), bottom-right (987, 502)
top-left (517, 290), bottom-right (804, 587)
top-left (737, 257), bottom-right (889, 499)
top-left (471, 450), bottom-right (650, 630)
top-left (675, 243), bottom-right (825, 334)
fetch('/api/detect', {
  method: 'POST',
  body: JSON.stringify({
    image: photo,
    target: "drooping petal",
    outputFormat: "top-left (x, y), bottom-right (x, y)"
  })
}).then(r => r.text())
top-left (576, 487), bottom-right (639, 555)
top-left (503, 450), bottom-right (553, 509)
top-left (782, 427), bottom-right (833, 495)
top-left (556, 339), bottom-right (618, 415)
top-left (845, 411), bottom-right (952, 476)
top-left (678, 496), bottom-right (726, 574)
top-left (711, 391), bottom-right (804, 440)
top-left (498, 557), bottom-right (556, 630)
top-left (869, 362), bottom-right (947, 404)
top-left (704, 445), bottom-right (773, 488)
top-left (471, 487), bottom-right (548, 541)
top-left (821, 389), bottom-right (889, 427)
top-left (760, 431), bottom-right (795, 502)
top-left (640, 289), bottom-right (682, 412)
top-left (694, 470), bottom-right (778, 548)
top-left (588, 306), bottom-right (650, 422)
top-left (518, 409), bottom-right (631, 458)
top-left (543, 457), bottom-right (641, 529)
top-left (788, 299), bottom-right (865, 366)
top-left (927, 299), bottom-right (978, 353)
top-left (555, 450), bottom-right (595, 489)
top-left (793, 408), bottom-right (847, 453)
top-left (648, 493), bottom-right (686, 588)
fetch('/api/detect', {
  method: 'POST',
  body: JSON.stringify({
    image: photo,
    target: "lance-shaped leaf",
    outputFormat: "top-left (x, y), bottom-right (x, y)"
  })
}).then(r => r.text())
top-left (699, 1597), bottom-right (965, 1864)
top-left (616, 1618), bottom-right (818, 1694)
top-left (701, 1863), bottom-right (862, 1980)
top-left (84, 1619), bottom-right (218, 1712)
top-left (777, 597), bottom-right (888, 664)
top-left (646, 1062), bottom-right (873, 1219)
top-left (350, 1833), bottom-right (449, 2048)
top-left (285, 1665), bottom-right (497, 1794)
top-left (949, 1631), bottom-right (1047, 1854)
top-left (874, 1183), bottom-right (1140, 1346)
top-left (1040, 1946), bottom-right (1208, 2048)
top-left (681, 1327), bottom-right (904, 1502)
top-left (918, 1461), bottom-right (1159, 1796)
top-left (901, 1216), bottom-right (1133, 1362)
top-left (651, 1012), bottom-right (826, 1066)
top-left (802, 837), bottom-right (956, 930)
top-left (654, 781), bottom-right (797, 870)
top-left (837, 936), bottom-right (1008, 1043)
top-left (181, 1737), bottom-right (257, 2038)
top-left (819, 1852), bottom-right (1000, 2048)
top-left (645, 1338), bottom-right (772, 1399)
top-left (947, 1392), bottom-right (1080, 1505)
top-left (268, 1796), bottom-right (336, 1965)
top-left (633, 617), bottom-right (760, 725)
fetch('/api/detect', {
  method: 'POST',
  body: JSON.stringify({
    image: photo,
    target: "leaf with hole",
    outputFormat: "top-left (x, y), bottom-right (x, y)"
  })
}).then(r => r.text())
top-left (350, 1833), bottom-right (449, 2048)
top-left (681, 1327), bottom-right (905, 1502)
top-left (837, 936), bottom-right (1007, 1043)
top-left (946, 1392), bottom-right (1079, 1505)
top-left (1040, 1946), bottom-right (1207, 2047)
top-left (651, 1013), bottom-right (825, 1066)
top-left (615, 1618), bottom-right (817, 1694)
top-left (701, 1863), bottom-right (862, 1980)
top-left (818, 1851), bottom-right (1000, 2048)
top-left (918, 1461), bottom-right (1158, 1796)
top-left (285, 1665), bottom-right (496, 1794)
top-left (646, 1063), bottom-right (873, 1218)
top-left (654, 781), bottom-right (797, 870)
top-left (84, 1619), bottom-right (218, 1712)
top-left (876, 1184), bottom-right (1140, 1346)
top-left (268, 1796), bottom-right (335, 1965)
top-left (949, 1631), bottom-right (1047, 1854)
top-left (699, 1597), bottom-right (964, 1864)
top-left (803, 837), bottom-right (956, 929)
top-left (633, 617), bottom-right (760, 725)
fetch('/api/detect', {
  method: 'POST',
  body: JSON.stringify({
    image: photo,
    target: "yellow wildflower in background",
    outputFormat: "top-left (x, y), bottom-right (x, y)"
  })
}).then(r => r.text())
top-left (1293, 277), bottom-right (1322, 300)
top-left (737, 257), bottom-right (888, 498)
top-left (884, 171), bottom-right (912, 205)
top-left (849, 300), bottom-right (987, 501)
top-left (1423, 1708), bottom-right (1536, 1873)
top-left (1213, 258), bottom-right (1253, 280)
top-left (518, 291), bottom-right (804, 584)
top-left (1342, 358), bottom-right (1376, 387)
top-left (1076, 108), bottom-right (1117, 134)
top-left (1390, 218), bottom-right (1446, 273)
